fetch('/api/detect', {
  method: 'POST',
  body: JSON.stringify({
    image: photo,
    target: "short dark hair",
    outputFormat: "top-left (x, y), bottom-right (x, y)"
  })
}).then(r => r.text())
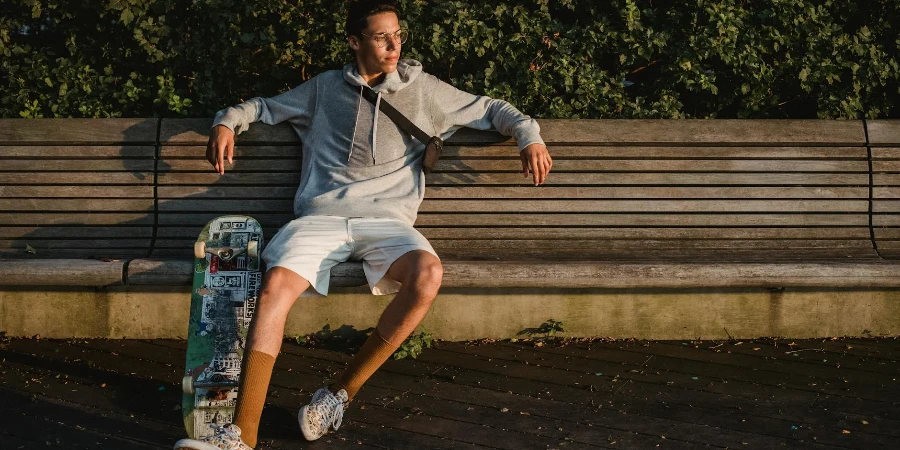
top-left (345, 0), bottom-right (400, 38)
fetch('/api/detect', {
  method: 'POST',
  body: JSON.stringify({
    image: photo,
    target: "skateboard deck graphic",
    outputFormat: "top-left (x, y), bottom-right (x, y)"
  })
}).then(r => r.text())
top-left (181, 215), bottom-right (264, 439)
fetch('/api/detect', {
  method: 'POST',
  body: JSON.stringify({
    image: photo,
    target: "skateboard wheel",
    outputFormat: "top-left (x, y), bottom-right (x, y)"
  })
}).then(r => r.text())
top-left (194, 241), bottom-right (207, 259)
top-left (248, 241), bottom-right (259, 258)
top-left (182, 376), bottom-right (195, 394)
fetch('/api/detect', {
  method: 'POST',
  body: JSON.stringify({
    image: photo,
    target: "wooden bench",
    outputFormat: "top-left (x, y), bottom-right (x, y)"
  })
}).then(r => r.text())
top-left (2, 118), bottom-right (899, 288)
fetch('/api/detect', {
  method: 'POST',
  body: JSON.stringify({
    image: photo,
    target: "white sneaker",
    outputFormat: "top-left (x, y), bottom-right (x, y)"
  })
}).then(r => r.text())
top-left (299, 387), bottom-right (349, 441)
top-left (174, 424), bottom-right (252, 450)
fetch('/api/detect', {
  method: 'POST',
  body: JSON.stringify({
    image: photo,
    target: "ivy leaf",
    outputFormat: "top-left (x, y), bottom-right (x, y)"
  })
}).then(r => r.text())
top-left (120, 8), bottom-right (134, 26)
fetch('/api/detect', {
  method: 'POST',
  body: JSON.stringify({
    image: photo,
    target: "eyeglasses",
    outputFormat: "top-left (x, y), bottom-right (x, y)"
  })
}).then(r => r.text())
top-left (360, 29), bottom-right (409, 48)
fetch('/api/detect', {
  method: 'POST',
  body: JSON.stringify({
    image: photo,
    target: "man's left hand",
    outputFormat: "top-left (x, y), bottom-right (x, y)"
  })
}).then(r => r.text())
top-left (521, 143), bottom-right (553, 186)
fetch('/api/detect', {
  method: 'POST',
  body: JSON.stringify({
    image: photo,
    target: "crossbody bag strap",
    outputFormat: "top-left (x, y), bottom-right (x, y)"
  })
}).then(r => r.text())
top-left (361, 87), bottom-right (432, 145)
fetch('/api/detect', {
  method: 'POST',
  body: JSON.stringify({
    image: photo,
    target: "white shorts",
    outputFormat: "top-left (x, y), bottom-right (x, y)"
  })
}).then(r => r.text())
top-left (261, 215), bottom-right (439, 297)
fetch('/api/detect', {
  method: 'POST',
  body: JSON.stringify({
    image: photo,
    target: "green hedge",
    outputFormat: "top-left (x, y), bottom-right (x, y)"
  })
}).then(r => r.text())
top-left (2, 0), bottom-right (898, 119)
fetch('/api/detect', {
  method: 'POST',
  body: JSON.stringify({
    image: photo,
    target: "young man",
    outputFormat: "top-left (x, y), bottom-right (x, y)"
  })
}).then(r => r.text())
top-left (175, 1), bottom-right (552, 448)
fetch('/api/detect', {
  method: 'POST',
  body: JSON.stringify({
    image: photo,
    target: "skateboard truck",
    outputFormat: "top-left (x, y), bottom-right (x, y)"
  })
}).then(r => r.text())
top-left (195, 240), bottom-right (259, 261)
top-left (182, 375), bottom-right (240, 394)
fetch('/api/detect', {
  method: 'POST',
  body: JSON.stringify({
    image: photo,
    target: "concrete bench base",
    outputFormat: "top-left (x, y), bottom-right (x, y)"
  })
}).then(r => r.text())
top-left (2, 285), bottom-right (898, 340)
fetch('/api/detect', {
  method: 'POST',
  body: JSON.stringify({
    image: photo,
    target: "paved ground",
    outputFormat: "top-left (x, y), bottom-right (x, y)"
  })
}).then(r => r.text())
top-left (1, 335), bottom-right (898, 449)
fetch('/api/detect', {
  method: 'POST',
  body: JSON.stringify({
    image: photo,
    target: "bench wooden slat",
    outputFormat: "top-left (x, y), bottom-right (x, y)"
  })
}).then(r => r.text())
top-left (414, 213), bottom-right (869, 227)
top-left (0, 160), bottom-right (156, 171)
top-left (866, 120), bottom-right (900, 145)
top-left (425, 186), bottom-right (868, 199)
top-left (874, 188), bottom-right (900, 198)
top-left (442, 146), bottom-right (869, 159)
top-left (0, 119), bottom-right (157, 145)
top-left (157, 186), bottom-right (297, 198)
top-left (418, 227), bottom-right (872, 240)
top-left (157, 172), bottom-right (869, 186)
top-left (873, 161), bottom-right (900, 172)
top-left (0, 146), bottom-right (155, 158)
top-left (160, 145), bottom-right (302, 158)
top-left (0, 214), bottom-right (154, 226)
top-left (437, 261), bottom-right (899, 287)
top-left (537, 120), bottom-right (865, 145)
top-left (155, 199), bottom-right (867, 214)
top-left (872, 201), bottom-right (900, 213)
top-left (160, 159), bottom-right (302, 172)
top-left (417, 199), bottom-right (867, 213)
top-left (160, 144), bottom-right (869, 159)
top-left (158, 199), bottom-right (291, 212)
top-left (0, 249), bottom-right (147, 259)
top-left (155, 186), bottom-right (867, 200)
top-left (431, 160), bottom-right (868, 172)
top-left (432, 248), bottom-right (880, 261)
top-left (159, 120), bottom-right (866, 146)
top-left (424, 173), bottom-right (868, 185)
top-left (151, 238), bottom-right (873, 253)
top-left (0, 173), bottom-right (154, 184)
top-left (872, 216), bottom-right (900, 227)
top-left (430, 239), bottom-right (876, 250)
top-left (0, 259), bottom-right (124, 285)
top-left (160, 120), bottom-right (512, 146)
top-left (0, 186), bottom-right (154, 198)
top-left (0, 199), bottom-right (154, 211)
top-left (155, 212), bottom-right (869, 228)
top-left (871, 148), bottom-right (900, 159)
top-left (155, 227), bottom-right (282, 239)
top-left (150, 226), bottom-right (872, 241)
top-left (874, 229), bottom-right (900, 239)
top-left (874, 174), bottom-right (900, 185)
top-left (158, 173), bottom-right (300, 185)
top-left (157, 213), bottom-right (294, 226)
top-left (0, 239), bottom-right (152, 250)
top-left (161, 119), bottom-right (299, 144)
top-left (144, 246), bottom-right (878, 261)
top-left (122, 259), bottom-right (900, 288)
top-left (0, 227), bottom-right (154, 239)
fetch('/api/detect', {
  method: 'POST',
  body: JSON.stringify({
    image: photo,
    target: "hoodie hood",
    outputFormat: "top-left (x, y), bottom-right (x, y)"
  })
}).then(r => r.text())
top-left (343, 59), bottom-right (423, 164)
top-left (342, 59), bottom-right (423, 93)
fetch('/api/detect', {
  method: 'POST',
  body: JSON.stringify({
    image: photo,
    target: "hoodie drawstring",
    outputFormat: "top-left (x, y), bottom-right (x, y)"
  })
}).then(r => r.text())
top-left (372, 91), bottom-right (381, 164)
top-left (348, 86), bottom-right (364, 163)
top-left (347, 86), bottom-right (381, 165)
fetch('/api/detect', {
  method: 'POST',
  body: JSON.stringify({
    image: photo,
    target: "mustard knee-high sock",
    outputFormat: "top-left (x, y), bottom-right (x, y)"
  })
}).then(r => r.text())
top-left (330, 329), bottom-right (398, 401)
top-left (233, 350), bottom-right (276, 448)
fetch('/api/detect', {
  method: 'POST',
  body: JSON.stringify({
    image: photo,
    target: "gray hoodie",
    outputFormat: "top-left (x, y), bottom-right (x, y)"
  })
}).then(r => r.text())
top-left (213, 59), bottom-right (544, 225)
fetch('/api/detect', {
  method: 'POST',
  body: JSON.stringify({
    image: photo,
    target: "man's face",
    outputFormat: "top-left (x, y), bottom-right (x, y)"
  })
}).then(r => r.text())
top-left (351, 12), bottom-right (402, 75)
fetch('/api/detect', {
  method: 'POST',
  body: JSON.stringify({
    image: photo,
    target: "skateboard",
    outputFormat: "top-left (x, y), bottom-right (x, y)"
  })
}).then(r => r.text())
top-left (181, 215), bottom-right (264, 439)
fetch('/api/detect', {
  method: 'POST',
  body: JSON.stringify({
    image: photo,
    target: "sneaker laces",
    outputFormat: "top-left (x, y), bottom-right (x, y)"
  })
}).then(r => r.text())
top-left (204, 424), bottom-right (247, 450)
top-left (307, 390), bottom-right (347, 434)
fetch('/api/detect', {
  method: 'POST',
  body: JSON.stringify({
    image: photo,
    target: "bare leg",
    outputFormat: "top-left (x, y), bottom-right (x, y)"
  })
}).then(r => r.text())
top-left (247, 266), bottom-right (311, 356)
top-left (376, 250), bottom-right (443, 344)
top-left (234, 266), bottom-right (310, 447)
top-left (330, 250), bottom-right (442, 400)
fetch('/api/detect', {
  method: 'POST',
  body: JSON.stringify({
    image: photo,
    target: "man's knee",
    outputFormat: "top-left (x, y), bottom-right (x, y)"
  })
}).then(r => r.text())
top-left (259, 266), bottom-right (310, 305)
top-left (407, 253), bottom-right (443, 296)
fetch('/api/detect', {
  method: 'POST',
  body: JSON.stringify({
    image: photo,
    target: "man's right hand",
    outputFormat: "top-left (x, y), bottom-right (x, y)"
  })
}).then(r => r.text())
top-left (207, 124), bottom-right (235, 175)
